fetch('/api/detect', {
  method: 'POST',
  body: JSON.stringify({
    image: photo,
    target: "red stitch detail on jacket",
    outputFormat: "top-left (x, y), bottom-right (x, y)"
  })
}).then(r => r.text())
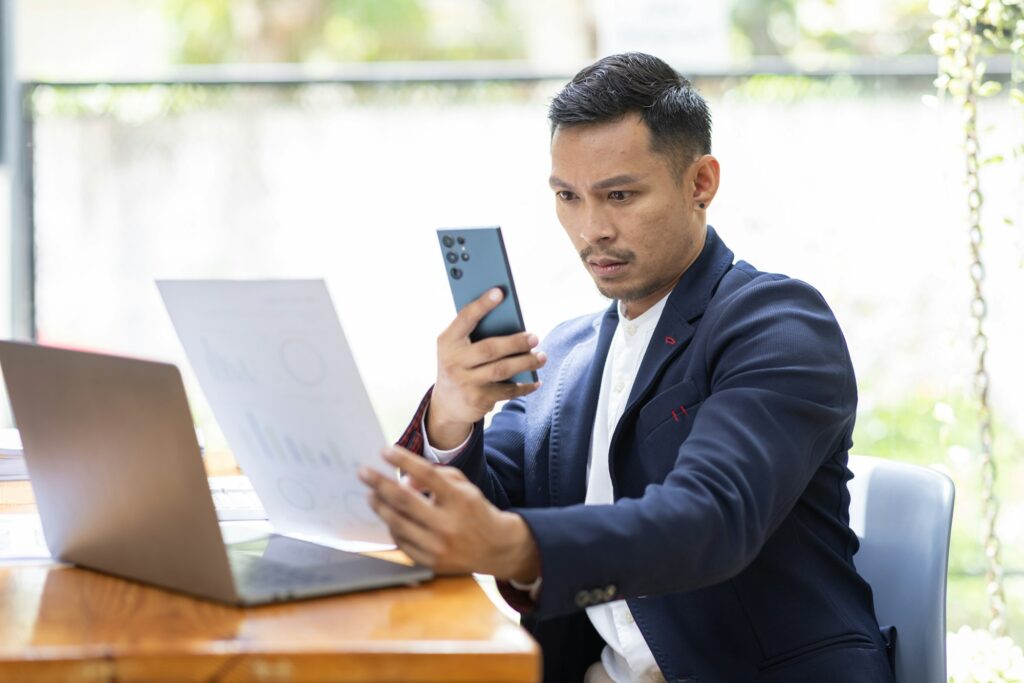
top-left (665, 336), bottom-right (676, 345)
top-left (672, 409), bottom-right (679, 422)
top-left (679, 404), bottom-right (689, 417)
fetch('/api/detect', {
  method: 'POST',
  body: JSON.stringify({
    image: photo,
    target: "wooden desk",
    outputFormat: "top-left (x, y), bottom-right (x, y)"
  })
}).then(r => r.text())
top-left (0, 458), bottom-right (541, 683)
top-left (0, 564), bottom-right (539, 682)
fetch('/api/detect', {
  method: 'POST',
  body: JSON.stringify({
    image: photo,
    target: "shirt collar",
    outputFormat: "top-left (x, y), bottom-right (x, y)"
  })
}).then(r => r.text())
top-left (617, 293), bottom-right (669, 336)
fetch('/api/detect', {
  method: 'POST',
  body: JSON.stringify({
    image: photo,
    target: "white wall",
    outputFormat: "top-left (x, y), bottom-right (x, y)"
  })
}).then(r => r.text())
top-left (31, 88), bottom-right (1024, 449)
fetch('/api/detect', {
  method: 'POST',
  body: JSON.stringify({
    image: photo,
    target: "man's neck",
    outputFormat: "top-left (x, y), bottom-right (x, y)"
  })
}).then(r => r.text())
top-left (620, 288), bottom-right (673, 322)
top-left (620, 282), bottom-right (677, 320)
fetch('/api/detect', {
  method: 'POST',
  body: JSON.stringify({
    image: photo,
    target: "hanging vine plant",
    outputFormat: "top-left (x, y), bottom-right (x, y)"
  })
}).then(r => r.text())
top-left (930, 0), bottom-right (1023, 645)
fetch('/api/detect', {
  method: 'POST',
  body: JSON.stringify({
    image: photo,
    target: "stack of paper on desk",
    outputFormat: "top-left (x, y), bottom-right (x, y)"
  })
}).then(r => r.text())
top-left (0, 429), bottom-right (28, 481)
top-left (0, 514), bottom-right (49, 560)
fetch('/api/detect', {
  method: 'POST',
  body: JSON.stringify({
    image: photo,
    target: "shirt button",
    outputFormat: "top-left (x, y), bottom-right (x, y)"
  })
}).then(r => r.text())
top-left (613, 380), bottom-right (625, 393)
top-left (625, 325), bottom-right (636, 336)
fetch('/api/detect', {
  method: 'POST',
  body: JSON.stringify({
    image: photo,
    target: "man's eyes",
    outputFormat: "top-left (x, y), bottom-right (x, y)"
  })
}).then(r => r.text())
top-left (555, 190), bottom-right (634, 201)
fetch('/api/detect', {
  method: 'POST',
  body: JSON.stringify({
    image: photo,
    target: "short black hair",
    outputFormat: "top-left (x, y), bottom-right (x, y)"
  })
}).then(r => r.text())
top-left (548, 52), bottom-right (712, 175)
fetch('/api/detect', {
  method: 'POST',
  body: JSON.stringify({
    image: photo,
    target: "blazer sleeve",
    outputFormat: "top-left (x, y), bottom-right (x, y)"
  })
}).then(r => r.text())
top-left (396, 387), bottom-right (529, 511)
top-left (513, 276), bottom-right (858, 618)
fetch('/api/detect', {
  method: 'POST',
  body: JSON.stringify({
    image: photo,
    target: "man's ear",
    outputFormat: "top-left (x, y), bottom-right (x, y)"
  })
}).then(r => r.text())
top-left (691, 155), bottom-right (720, 210)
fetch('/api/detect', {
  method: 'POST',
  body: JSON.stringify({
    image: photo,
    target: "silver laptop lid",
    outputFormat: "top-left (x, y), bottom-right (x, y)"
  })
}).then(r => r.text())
top-left (0, 341), bottom-right (238, 603)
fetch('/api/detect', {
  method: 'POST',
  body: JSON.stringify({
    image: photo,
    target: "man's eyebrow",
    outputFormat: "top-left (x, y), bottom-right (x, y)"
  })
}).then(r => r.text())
top-left (592, 174), bottom-right (645, 190)
top-left (548, 173), bottom-right (648, 190)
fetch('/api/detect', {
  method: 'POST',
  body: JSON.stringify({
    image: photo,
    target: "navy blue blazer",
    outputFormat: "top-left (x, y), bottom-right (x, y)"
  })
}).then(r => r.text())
top-left (401, 227), bottom-right (895, 682)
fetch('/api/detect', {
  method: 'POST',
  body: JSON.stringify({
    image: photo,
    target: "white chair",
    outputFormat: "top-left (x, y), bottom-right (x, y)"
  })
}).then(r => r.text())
top-left (846, 455), bottom-right (955, 683)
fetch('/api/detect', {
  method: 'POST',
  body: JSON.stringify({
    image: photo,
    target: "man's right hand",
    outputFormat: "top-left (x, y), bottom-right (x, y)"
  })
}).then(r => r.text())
top-left (426, 288), bottom-right (547, 450)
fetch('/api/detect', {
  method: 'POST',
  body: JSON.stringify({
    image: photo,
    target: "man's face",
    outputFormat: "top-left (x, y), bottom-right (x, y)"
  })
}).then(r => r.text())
top-left (549, 113), bottom-right (717, 318)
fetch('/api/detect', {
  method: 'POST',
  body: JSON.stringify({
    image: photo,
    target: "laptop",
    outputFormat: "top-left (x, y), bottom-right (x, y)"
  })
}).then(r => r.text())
top-left (0, 341), bottom-right (432, 605)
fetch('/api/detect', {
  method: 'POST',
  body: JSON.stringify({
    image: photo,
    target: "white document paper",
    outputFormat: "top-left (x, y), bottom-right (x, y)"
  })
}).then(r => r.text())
top-left (0, 429), bottom-right (28, 481)
top-left (158, 280), bottom-right (392, 547)
top-left (0, 514), bottom-right (50, 561)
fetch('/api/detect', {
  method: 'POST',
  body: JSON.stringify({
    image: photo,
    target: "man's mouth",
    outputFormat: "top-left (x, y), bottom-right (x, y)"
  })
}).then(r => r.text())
top-left (588, 260), bottom-right (629, 277)
top-left (580, 246), bottom-right (634, 279)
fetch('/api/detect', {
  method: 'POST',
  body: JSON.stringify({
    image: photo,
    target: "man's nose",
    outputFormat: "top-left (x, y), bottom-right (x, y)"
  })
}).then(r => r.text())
top-left (578, 207), bottom-right (615, 245)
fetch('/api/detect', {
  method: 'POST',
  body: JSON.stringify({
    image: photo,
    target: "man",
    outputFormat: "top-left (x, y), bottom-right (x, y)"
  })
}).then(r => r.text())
top-left (359, 53), bottom-right (895, 682)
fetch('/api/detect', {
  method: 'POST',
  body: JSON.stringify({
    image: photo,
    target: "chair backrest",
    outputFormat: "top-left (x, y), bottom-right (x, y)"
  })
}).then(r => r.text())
top-left (846, 455), bottom-right (955, 683)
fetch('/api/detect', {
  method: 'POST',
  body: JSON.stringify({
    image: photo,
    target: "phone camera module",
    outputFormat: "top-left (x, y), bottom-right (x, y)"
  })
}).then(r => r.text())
top-left (446, 251), bottom-right (458, 263)
top-left (456, 236), bottom-right (466, 245)
top-left (442, 235), bottom-right (455, 247)
top-left (461, 252), bottom-right (470, 261)
top-left (450, 267), bottom-right (463, 279)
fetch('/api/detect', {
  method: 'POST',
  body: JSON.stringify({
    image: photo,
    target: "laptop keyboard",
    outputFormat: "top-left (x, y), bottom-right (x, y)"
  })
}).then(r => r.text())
top-left (228, 552), bottom-right (357, 593)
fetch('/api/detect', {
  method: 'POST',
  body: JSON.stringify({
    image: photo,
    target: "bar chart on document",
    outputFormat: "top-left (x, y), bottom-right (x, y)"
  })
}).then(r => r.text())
top-left (157, 280), bottom-right (392, 547)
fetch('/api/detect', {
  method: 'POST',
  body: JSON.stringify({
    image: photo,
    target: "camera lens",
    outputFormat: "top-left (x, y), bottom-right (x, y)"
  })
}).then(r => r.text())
top-left (450, 267), bottom-right (463, 279)
top-left (446, 251), bottom-right (458, 263)
top-left (456, 236), bottom-right (465, 245)
top-left (442, 236), bottom-right (454, 247)
top-left (461, 252), bottom-right (470, 261)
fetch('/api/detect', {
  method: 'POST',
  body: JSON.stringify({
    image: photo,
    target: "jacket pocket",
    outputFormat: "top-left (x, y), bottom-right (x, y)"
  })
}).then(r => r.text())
top-left (758, 632), bottom-right (876, 675)
top-left (636, 377), bottom-right (704, 435)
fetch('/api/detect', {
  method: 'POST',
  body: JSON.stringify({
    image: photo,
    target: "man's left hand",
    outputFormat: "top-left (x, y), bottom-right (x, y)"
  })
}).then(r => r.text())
top-left (358, 446), bottom-right (541, 583)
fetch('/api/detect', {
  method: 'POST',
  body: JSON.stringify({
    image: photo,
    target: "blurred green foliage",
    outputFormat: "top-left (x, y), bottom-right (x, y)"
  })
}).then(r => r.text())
top-left (163, 0), bottom-right (525, 63)
top-left (730, 0), bottom-right (934, 58)
top-left (161, 0), bottom-right (940, 67)
top-left (720, 73), bottom-right (863, 101)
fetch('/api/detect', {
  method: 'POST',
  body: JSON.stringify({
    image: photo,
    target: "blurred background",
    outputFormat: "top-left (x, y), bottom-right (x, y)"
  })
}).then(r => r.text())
top-left (2, 0), bottom-right (1022, 649)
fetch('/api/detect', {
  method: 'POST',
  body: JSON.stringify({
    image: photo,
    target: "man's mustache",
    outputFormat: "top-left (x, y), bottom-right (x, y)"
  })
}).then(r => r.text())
top-left (579, 246), bottom-right (635, 263)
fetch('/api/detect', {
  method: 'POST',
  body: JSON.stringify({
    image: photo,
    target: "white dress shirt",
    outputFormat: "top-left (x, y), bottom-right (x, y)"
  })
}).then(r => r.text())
top-left (582, 296), bottom-right (668, 683)
top-left (423, 294), bottom-right (671, 683)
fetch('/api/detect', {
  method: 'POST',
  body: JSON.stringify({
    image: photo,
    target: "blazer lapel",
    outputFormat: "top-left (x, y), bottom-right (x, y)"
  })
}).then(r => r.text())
top-left (549, 304), bottom-right (618, 507)
top-left (623, 314), bottom-right (696, 416)
top-left (619, 226), bottom-right (736, 428)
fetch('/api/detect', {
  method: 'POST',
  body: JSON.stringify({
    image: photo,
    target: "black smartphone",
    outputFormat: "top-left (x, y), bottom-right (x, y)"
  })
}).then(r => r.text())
top-left (437, 226), bottom-right (538, 384)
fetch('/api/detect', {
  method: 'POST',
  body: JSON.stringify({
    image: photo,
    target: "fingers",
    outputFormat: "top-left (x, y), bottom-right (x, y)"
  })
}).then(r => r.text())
top-left (475, 379), bottom-right (543, 405)
top-left (366, 492), bottom-right (443, 561)
top-left (473, 349), bottom-right (547, 385)
top-left (444, 288), bottom-right (504, 341)
top-left (381, 446), bottom-right (476, 506)
top-left (432, 287), bottom-right (548, 428)
top-left (461, 332), bottom-right (539, 368)
top-left (400, 472), bottom-right (432, 495)
top-left (383, 447), bottom-right (447, 492)
top-left (439, 291), bottom-right (547, 380)
top-left (435, 343), bottom-right (546, 413)
top-left (358, 459), bottom-right (445, 526)
top-left (359, 450), bottom-right (511, 578)
top-left (432, 378), bottom-right (544, 428)
top-left (390, 533), bottom-right (437, 568)
top-left (449, 333), bottom-right (547, 386)
top-left (359, 449), bottom-right (469, 572)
